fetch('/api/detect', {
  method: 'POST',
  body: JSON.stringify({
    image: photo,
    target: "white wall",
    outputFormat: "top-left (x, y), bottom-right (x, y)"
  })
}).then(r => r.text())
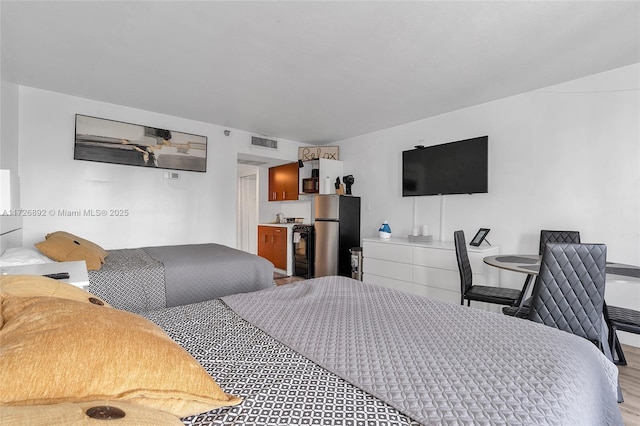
top-left (1, 80), bottom-right (19, 171)
top-left (337, 63), bottom-right (640, 345)
top-left (0, 78), bottom-right (23, 241)
top-left (16, 87), bottom-right (306, 250)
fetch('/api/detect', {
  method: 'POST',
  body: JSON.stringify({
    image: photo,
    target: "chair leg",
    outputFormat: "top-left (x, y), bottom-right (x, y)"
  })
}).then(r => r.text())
top-left (514, 275), bottom-right (533, 307)
top-left (612, 328), bottom-right (627, 366)
top-left (603, 304), bottom-right (628, 366)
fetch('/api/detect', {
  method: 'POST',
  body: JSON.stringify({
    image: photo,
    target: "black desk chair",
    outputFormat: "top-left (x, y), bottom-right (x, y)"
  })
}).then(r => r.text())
top-left (454, 230), bottom-right (524, 307)
top-left (519, 230), bottom-right (582, 307)
top-left (605, 305), bottom-right (640, 366)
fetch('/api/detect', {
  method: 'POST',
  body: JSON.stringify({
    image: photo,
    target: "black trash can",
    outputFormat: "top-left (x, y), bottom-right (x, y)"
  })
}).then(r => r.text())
top-left (350, 247), bottom-right (363, 281)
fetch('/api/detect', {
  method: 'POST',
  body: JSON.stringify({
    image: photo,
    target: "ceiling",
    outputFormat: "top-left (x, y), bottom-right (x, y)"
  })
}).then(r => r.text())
top-left (2, 1), bottom-right (639, 145)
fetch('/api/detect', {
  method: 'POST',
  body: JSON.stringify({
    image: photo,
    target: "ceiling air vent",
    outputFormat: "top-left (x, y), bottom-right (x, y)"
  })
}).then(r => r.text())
top-left (251, 136), bottom-right (278, 150)
top-left (237, 159), bottom-right (270, 166)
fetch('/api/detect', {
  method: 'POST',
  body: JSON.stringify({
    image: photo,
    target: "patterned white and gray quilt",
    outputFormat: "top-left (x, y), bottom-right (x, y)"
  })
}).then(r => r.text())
top-left (144, 298), bottom-right (419, 426)
top-left (145, 276), bottom-right (622, 425)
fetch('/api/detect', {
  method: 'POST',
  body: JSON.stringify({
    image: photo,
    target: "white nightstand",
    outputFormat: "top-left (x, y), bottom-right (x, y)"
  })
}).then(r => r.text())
top-left (0, 260), bottom-right (90, 289)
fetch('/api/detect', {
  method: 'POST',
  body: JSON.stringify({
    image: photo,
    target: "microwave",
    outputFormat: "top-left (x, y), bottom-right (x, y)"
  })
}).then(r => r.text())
top-left (302, 177), bottom-right (319, 193)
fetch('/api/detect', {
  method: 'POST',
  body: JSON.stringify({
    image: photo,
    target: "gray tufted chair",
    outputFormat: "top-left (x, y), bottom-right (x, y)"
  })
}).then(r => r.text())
top-left (504, 243), bottom-right (607, 347)
top-left (454, 230), bottom-right (525, 307)
top-left (518, 230), bottom-right (582, 308)
top-left (539, 230), bottom-right (581, 255)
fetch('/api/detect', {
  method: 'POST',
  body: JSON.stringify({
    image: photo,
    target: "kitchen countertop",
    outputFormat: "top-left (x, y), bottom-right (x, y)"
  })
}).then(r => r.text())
top-left (260, 222), bottom-right (314, 228)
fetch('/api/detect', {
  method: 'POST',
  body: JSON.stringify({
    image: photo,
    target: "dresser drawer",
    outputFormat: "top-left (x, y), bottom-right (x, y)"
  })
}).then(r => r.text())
top-left (363, 241), bottom-right (413, 264)
top-left (413, 266), bottom-right (459, 292)
top-left (413, 247), bottom-right (458, 270)
top-left (363, 258), bottom-right (413, 282)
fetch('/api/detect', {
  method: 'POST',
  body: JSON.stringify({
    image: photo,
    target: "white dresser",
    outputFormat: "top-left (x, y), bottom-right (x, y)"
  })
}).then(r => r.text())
top-left (362, 237), bottom-right (500, 309)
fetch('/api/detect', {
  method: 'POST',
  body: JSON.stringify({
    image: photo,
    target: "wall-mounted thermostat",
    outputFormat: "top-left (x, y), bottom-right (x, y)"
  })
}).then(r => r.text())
top-left (163, 171), bottom-right (180, 180)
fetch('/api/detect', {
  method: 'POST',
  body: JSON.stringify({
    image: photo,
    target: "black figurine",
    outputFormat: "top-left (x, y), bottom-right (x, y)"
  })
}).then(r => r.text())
top-left (335, 177), bottom-right (341, 189)
top-left (343, 175), bottom-right (354, 195)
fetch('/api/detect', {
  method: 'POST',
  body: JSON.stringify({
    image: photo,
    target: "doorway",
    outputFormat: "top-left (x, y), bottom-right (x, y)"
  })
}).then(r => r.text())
top-left (237, 174), bottom-right (257, 254)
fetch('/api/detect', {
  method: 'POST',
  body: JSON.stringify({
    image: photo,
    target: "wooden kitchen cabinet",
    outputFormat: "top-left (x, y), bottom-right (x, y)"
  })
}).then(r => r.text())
top-left (257, 225), bottom-right (288, 270)
top-left (268, 162), bottom-right (299, 201)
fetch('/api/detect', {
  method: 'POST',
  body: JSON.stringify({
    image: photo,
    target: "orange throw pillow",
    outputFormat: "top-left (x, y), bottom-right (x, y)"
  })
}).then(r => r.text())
top-left (34, 231), bottom-right (108, 270)
top-left (0, 295), bottom-right (241, 417)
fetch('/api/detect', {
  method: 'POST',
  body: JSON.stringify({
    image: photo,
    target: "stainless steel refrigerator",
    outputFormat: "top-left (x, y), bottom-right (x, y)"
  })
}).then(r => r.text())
top-left (314, 195), bottom-right (361, 277)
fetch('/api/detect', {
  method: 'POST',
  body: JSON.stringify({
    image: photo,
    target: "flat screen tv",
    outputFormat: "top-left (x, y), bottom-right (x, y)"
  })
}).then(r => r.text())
top-left (402, 136), bottom-right (488, 196)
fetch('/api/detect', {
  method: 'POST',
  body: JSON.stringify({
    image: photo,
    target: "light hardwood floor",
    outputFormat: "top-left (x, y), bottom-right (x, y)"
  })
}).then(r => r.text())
top-left (274, 276), bottom-right (639, 424)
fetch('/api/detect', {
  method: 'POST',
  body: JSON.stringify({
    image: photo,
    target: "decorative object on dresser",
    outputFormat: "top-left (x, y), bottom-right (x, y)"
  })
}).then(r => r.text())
top-left (469, 228), bottom-right (491, 247)
top-left (378, 220), bottom-right (391, 239)
top-left (407, 235), bottom-right (432, 243)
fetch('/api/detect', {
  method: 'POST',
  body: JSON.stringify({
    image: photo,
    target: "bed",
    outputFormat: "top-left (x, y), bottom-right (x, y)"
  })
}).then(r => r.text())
top-left (86, 243), bottom-right (275, 312)
top-left (0, 230), bottom-right (275, 312)
top-left (1, 274), bottom-right (623, 425)
top-left (148, 275), bottom-right (621, 426)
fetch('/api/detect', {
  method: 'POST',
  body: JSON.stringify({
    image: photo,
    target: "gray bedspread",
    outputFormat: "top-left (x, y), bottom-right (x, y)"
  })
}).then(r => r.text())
top-left (144, 244), bottom-right (274, 308)
top-left (222, 276), bottom-right (623, 426)
top-left (144, 299), bottom-right (420, 426)
top-left (89, 243), bottom-right (274, 312)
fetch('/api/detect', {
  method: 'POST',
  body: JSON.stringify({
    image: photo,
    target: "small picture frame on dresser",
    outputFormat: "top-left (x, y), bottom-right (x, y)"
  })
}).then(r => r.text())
top-left (469, 228), bottom-right (490, 247)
